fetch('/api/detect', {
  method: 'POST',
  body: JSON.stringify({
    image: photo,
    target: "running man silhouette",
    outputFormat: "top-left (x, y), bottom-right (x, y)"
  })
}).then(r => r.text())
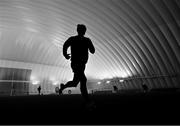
top-left (60, 24), bottom-right (95, 106)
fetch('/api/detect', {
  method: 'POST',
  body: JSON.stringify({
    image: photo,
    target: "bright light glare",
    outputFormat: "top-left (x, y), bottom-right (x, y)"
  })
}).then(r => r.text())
top-left (50, 77), bottom-right (59, 85)
top-left (52, 81), bottom-right (59, 85)
top-left (106, 80), bottom-right (110, 84)
top-left (30, 75), bottom-right (40, 85)
top-left (119, 79), bottom-right (124, 82)
top-left (32, 80), bottom-right (40, 85)
top-left (97, 82), bottom-right (101, 85)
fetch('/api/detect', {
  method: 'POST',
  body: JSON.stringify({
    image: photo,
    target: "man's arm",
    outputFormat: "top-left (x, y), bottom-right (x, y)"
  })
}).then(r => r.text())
top-left (63, 38), bottom-right (71, 59)
top-left (88, 39), bottom-right (95, 54)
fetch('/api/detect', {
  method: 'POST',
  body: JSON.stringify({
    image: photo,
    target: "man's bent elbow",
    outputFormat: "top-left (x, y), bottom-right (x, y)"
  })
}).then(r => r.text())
top-left (91, 50), bottom-right (95, 54)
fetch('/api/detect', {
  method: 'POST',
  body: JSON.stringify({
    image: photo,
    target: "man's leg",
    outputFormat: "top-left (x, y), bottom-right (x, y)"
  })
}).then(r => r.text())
top-left (59, 73), bottom-right (80, 94)
top-left (80, 73), bottom-right (96, 110)
top-left (65, 74), bottom-right (79, 88)
top-left (79, 73), bottom-right (90, 102)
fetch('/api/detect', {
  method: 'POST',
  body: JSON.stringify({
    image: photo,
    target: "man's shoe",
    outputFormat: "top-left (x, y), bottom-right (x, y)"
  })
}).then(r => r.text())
top-left (59, 84), bottom-right (65, 95)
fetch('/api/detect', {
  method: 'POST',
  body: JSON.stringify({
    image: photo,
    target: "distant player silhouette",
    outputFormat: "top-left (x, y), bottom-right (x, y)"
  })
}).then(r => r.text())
top-left (113, 85), bottom-right (118, 93)
top-left (60, 24), bottom-right (95, 107)
top-left (37, 85), bottom-right (41, 95)
top-left (142, 82), bottom-right (148, 93)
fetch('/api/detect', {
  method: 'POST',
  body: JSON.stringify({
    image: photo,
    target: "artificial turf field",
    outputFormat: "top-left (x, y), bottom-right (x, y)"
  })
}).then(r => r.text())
top-left (0, 91), bottom-right (179, 125)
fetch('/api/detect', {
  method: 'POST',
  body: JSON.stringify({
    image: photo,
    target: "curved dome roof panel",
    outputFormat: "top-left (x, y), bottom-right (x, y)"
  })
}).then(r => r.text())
top-left (0, 0), bottom-right (179, 86)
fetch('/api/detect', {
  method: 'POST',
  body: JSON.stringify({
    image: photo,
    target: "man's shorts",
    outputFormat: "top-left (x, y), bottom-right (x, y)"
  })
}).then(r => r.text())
top-left (71, 62), bottom-right (86, 74)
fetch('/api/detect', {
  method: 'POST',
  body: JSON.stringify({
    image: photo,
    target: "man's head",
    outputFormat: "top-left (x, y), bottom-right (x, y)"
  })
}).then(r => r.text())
top-left (77, 24), bottom-right (86, 36)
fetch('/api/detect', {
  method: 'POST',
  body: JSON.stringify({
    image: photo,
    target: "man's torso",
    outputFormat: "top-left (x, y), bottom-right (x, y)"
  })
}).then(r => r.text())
top-left (69, 36), bottom-right (90, 64)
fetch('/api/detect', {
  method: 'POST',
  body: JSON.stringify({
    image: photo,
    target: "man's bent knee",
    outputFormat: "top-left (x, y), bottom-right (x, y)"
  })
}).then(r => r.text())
top-left (66, 81), bottom-right (79, 87)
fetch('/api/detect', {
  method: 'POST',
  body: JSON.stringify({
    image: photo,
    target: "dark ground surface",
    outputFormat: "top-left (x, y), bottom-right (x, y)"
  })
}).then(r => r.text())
top-left (0, 91), bottom-right (180, 125)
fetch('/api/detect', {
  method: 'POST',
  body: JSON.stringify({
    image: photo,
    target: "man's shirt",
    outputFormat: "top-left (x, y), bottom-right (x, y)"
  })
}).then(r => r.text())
top-left (63, 35), bottom-right (95, 64)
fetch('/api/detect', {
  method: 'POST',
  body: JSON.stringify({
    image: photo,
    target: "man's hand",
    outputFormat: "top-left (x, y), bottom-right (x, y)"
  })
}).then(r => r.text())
top-left (65, 54), bottom-right (71, 60)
